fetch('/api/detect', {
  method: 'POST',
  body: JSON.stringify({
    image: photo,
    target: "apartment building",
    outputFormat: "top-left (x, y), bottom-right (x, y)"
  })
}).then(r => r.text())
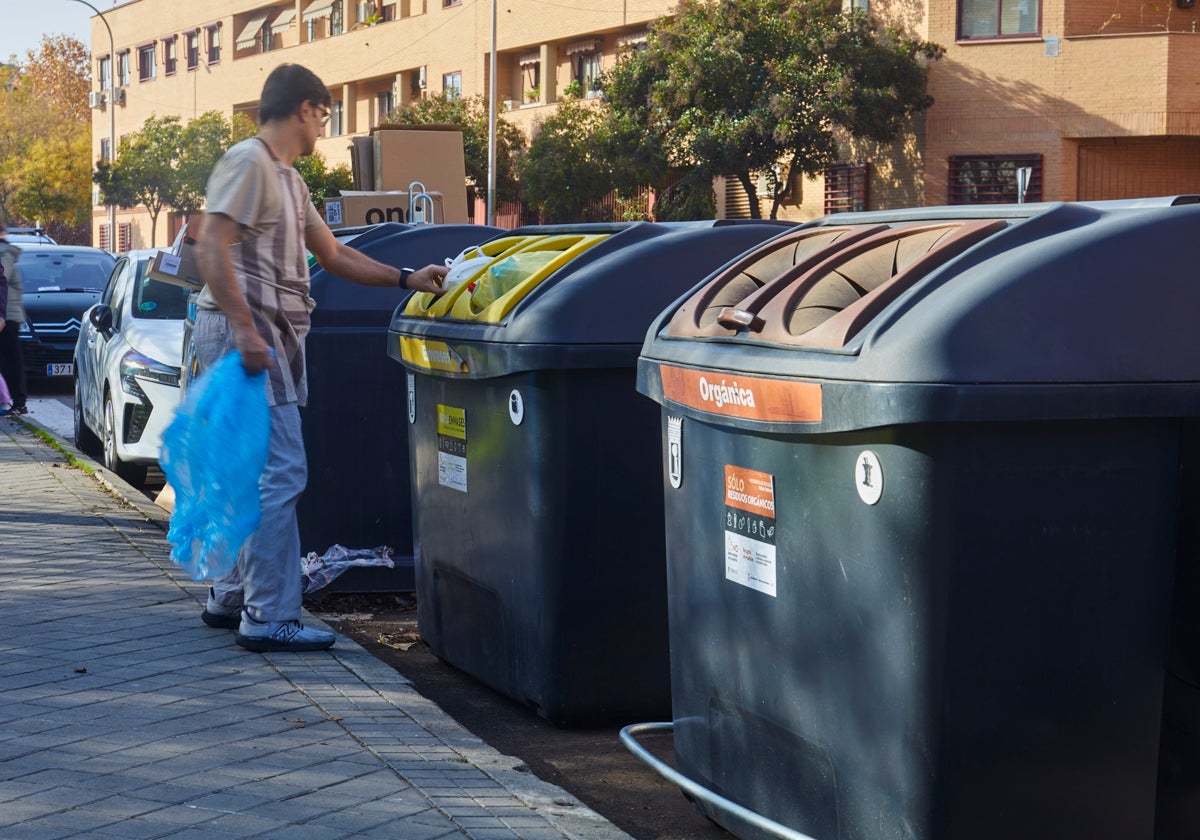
top-left (85, 0), bottom-right (665, 249)
top-left (85, 0), bottom-right (1200, 250)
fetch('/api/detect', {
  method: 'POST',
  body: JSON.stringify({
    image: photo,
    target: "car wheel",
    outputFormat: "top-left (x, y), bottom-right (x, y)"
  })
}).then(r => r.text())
top-left (103, 392), bottom-right (148, 486)
top-left (73, 376), bottom-right (103, 457)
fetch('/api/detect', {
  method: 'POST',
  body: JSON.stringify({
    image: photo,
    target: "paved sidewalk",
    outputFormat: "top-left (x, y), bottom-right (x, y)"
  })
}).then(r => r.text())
top-left (0, 418), bottom-right (632, 840)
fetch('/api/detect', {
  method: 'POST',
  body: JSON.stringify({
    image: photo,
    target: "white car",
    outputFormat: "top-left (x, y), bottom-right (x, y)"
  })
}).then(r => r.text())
top-left (73, 250), bottom-right (189, 484)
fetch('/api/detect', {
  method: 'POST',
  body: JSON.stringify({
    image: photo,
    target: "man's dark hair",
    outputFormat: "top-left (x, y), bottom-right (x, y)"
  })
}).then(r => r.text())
top-left (258, 64), bottom-right (331, 125)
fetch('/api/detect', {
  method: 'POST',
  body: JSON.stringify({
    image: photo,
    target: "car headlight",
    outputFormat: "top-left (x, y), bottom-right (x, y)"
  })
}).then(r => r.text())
top-left (120, 350), bottom-right (181, 398)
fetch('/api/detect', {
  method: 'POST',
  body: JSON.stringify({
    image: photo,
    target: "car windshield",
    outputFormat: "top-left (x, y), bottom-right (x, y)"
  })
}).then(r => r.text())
top-left (133, 261), bottom-right (190, 320)
top-left (18, 250), bottom-right (114, 293)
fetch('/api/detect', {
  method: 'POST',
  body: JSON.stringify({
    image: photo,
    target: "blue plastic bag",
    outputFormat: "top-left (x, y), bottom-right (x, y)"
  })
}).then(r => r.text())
top-left (161, 350), bottom-right (270, 581)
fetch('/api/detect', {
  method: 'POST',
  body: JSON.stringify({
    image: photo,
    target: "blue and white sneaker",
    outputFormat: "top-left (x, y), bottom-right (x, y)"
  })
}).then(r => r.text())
top-left (236, 614), bottom-right (335, 652)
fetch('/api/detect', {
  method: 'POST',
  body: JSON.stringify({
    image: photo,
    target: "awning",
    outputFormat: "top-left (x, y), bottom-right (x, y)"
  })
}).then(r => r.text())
top-left (236, 11), bottom-right (271, 49)
top-left (518, 52), bottom-right (539, 66)
top-left (302, 0), bottom-right (334, 22)
top-left (616, 31), bottom-right (648, 48)
top-left (565, 39), bottom-right (596, 55)
top-left (271, 7), bottom-right (297, 33)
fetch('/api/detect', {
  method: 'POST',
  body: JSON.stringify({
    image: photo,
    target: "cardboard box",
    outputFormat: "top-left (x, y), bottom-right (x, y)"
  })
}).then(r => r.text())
top-left (371, 124), bottom-right (468, 224)
top-left (324, 190), bottom-right (447, 228)
top-left (146, 241), bottom-right (202, 290)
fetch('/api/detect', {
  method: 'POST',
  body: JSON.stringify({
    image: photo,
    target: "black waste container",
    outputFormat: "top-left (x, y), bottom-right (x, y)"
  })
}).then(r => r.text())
top-left (298, 222), bottom-right (501, 593)
top-left (388, 220), bottom-right (791, 726)
top-left (629, 198), bottom-right (1200, 840)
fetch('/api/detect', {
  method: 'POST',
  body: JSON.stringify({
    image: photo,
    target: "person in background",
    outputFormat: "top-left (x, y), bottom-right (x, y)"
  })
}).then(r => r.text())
top-left (0, 224), bottom-right (28, 416)
top-left (192, 63), bottom-right (448, 653)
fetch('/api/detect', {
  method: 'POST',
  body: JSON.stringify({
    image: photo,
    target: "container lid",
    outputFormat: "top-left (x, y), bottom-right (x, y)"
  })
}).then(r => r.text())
top-left (638, 198), bottom-right (1200, 429)
top-left (390, 221), bottom-right (792, 378)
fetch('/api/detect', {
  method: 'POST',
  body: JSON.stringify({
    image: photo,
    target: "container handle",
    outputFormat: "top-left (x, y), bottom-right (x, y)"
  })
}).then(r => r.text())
top-left (716, 307), bottom-right (765, 332)
top-left (619, 722), bottom-right (821, 840)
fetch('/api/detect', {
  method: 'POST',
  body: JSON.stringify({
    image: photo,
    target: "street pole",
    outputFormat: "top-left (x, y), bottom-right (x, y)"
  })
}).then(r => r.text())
top-left (486, 0), bottom-right (497, 227)
top-left (66, 0), bottom-right (117, 253)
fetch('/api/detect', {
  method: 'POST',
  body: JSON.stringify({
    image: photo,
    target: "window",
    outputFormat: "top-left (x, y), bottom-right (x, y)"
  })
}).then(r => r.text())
top-left (959, 0), bottom-right (1039, 39)
top-left (330, 99), bottom-right (344, 136)
top-left (377, 90), bottom-right (395, 123)
top-left (236, 11), bottom-right (273, 52)
top-left (117, 51), bottom-right (130, 86)
top-left (331, 1), bottom-right (344, 34)
top-left (443, 71), bottom-right (462, 100)
top-left (520, 56), bottom-right (539, 102)
top-left (443, 0), bottom-right (461, 7)
top-left (163, 37), bottom-right (177, 74)
top-left (948, 154), bottom-right (1042, 204)
top-left (99, 223), bottom-right (133, 254)
top-left (824, 162), bottom-right (869, 214)
top-left (100, 137), bottom-right (111, 163)
top-left (96, 54), bottom-right (111, 90)
top-left (207, 25), bottom-right (221, 64)
top-left (382, 2), bottom-right (396, 20)
top-left (186, 31), bottom-right (200, 69)
top-left (573, 51), bottom-right (602, 96)
top-left (137, 44), bottom-right (156, 82)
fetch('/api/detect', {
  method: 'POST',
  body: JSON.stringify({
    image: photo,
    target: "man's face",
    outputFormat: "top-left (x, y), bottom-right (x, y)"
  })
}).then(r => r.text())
top-left (301, 101), bottom-right (329, 156)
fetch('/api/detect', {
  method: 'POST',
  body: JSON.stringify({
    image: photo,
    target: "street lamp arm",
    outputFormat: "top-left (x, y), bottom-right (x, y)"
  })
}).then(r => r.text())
top-left (65, 0), bottom-right (118, 252)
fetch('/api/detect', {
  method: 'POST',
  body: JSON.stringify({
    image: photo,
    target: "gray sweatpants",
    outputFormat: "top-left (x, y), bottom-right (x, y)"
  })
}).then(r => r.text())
top-left (193, 311), bottom-right (308, 623)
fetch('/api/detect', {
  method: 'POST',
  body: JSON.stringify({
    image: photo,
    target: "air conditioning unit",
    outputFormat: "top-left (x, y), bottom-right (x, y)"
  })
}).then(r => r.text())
top-left (113, 87), bottom-right (127, 106)
top-left (88, 90), bottom-right (106, 109)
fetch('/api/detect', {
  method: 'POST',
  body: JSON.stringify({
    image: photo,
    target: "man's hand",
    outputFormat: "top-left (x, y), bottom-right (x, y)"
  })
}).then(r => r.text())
top-left (0, 316), bottom-right (6, 333)
top-left (405, 264), bottom-right (450, 294)
top-left (233, 325), bottom-right (272, 374)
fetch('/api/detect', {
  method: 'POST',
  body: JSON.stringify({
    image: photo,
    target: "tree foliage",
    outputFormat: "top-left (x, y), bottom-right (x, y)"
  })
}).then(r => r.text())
top-left (293, 154), bottom-right (353, 204)
top-left (0, 35), bottom-right (93, 242)
top-left (602, 0), bottom-right (944, 218)
top-left (383, 94), bottom-right (525, 204)
top-left (96, 111), bottom-right (253, 245)
top-left (518, 99), bottom-right (613, 222)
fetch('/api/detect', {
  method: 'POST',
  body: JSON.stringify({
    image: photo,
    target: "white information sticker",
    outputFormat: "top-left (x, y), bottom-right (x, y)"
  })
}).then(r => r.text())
top-left (723, 465), bottom-right (777, 597)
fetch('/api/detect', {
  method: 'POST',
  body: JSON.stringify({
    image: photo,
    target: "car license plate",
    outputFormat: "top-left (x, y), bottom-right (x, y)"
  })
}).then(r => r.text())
top-left (46, 363), bottom-right (73, 376)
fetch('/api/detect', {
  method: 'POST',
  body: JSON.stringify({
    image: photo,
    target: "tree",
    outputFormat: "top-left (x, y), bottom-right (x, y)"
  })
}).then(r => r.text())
top-left (518, 98), bottom-right (613, 222)
top-left (0, 35), bottom-right (93, 241)
top-left (96, 115), bottom-right (184, 246)
top-left (96, 111), bottom-right (254, 245)
top-left (383, 94), bottom-right (525, 204)
top-left (175, 111), bottom-right (257, 216)
top-left (293, 154), bottom-right (353, 204)
top-left (603, 1), bottom-right (943, 218)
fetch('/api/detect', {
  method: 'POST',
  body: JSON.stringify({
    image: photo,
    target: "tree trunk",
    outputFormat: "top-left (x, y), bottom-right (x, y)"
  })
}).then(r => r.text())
top-left (737, 172), bottom-right (762, 219)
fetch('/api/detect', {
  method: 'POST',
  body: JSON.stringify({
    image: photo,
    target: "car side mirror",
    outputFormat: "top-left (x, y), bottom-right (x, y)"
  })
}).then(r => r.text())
top-left (89, 304), bottom-right (114, 333)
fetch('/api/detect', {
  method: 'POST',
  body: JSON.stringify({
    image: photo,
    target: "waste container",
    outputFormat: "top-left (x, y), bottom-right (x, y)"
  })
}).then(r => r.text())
top-left (388, 220), bottom-right (791, 726)
top-left (298, 221), bottom-right (502, 593)
top-left (626, 198), bottom-right (1200, 840)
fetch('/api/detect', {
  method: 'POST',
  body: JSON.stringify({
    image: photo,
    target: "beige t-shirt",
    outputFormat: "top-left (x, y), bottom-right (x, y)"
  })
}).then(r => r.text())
top-left (197, 137), bottom-right (323, 405)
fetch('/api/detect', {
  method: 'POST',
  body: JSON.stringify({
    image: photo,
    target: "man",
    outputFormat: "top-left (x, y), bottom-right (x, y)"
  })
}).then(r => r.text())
top-left (0, 224), bottom-right (28, 416)
top-left (192, 64), bottom-right (448, 653)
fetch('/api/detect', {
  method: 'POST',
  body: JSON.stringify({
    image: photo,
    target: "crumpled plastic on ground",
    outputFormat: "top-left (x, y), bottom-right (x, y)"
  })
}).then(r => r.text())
top-left (302, 545), bottom-right (395, 594)
top-left (161, 350), bottom-right (270, 581)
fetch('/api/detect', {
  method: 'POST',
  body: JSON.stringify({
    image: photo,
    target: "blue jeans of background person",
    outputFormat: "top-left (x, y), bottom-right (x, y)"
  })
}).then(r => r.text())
top-left (193, 311), bottom-right (308, 623)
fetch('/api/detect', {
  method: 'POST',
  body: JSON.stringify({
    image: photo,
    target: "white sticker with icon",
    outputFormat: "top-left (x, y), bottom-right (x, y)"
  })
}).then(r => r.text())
top-left (508, 389), bottom-right (525, 425)
top-left (855, 450), bottom-right (883, 505)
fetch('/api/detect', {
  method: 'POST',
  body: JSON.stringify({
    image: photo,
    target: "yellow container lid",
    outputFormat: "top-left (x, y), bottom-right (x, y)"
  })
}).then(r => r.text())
top-left (404, 233), bottom-right (610, 323)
